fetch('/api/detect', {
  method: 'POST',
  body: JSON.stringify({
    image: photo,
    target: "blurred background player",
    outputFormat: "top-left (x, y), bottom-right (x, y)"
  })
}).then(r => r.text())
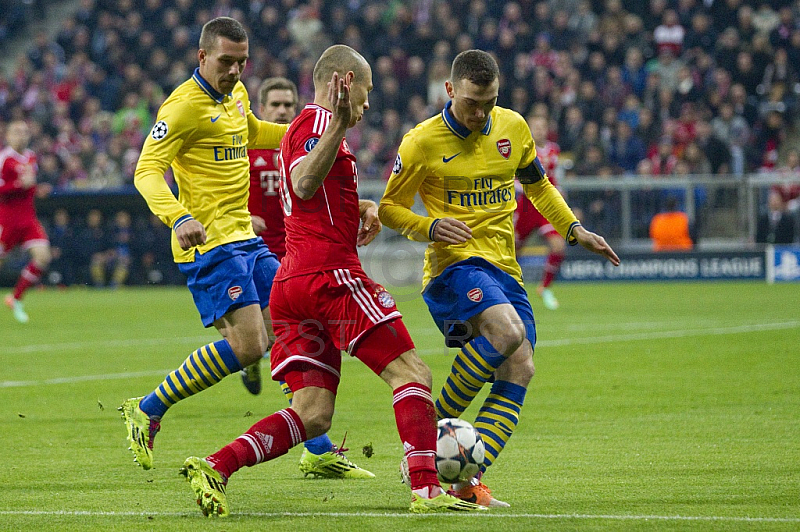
top-left (0, 120), bottom-right (52, 323)
top-left (179, 45), bottom-right (482, 516)
top-left (380, 50), bottom-right (619, 507)
top-left (242, 76), bottom-right (372, 479)
top-left (514, 115), bottom-right (564, 310)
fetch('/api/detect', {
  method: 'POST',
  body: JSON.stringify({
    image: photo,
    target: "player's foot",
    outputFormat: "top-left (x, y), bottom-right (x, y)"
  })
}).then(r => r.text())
top-left (409, 491), bottom-right (487, 513)
top-left (118, 397), bottom-right (160, 470)
top-left (4, 294), bottom-right (29, 323)
top-left (179, 456), bottom-right (229, 517)
top-left (240, 361), bottom-right (262, 395)
top-left (449, 477), bottom-right (510, 508)
top-left (299, 445), bottom-right (375, 479)
top-left (537, 287), bottom-right (559, 310)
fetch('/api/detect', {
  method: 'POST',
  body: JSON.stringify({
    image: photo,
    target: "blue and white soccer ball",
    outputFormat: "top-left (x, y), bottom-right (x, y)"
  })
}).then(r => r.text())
top-left (436, 418), bottom-right (485, 483)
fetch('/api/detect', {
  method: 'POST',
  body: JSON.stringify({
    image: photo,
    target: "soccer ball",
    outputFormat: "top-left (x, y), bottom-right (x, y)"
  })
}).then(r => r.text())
top-left (436, 418), bottom-right (485, 483)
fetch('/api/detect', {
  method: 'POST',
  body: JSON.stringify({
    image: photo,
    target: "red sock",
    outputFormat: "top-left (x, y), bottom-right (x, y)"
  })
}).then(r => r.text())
top-left (540, 251), bottom-right (564, 288)
top-left (393, 383), bottom-right (440, 490)
top-left (206, 408), bottom-right (306, 480)
top-left (13, 262), bottom-right (42, 300)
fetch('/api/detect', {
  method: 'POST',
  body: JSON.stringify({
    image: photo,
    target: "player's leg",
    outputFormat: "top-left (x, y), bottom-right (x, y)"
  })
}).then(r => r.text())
top-left (425, 262), bottom-right (522, 421)
top-left (239, 248), bottom-right (280, 395)
top-left (453, 279), bottom-right (537, 508)
top-left (121, 241), bottom-right (271, 469)
top-left (5, 224), bottom-right (50, 323)
top-left (183, 380), bottom-right (332, 517)
top-left (537, 227), bottom-right (565, 310)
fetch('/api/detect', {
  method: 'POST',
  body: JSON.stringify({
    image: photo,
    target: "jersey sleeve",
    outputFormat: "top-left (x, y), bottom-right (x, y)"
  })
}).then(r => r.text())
top-left (247, 99), bottom-right (289, 150)
top-left (0, 159), bottom-right (19, 194)
top-left (379, 133), bottom-right (436, 242)
top-left (134, 96), bottom-right (195, 229)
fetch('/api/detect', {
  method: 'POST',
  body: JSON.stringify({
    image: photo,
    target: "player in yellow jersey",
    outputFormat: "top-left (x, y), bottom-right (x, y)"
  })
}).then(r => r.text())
top-left (380, 50), bottom-right (620, 507)
top-left (118, 17), bottom-right (290, 471)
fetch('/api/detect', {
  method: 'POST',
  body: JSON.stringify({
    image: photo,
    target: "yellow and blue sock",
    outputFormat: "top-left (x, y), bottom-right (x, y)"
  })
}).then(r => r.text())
top-left (474, 380), bottom-right (526, 473)
top-left (139, 339), bottom-right (241, 418)
top-left (279, 381), bottom-right (334, 454)
top-left (435, 336), bottom-right (506, 419)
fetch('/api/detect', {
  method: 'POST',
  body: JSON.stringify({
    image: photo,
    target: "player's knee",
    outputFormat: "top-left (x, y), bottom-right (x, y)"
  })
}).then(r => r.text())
top-left (485, 321), bottom-right (526, 356)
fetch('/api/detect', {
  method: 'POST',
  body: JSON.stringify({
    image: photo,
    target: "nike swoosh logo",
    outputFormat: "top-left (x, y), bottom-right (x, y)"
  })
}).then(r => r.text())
top-left (442, 153), bottom-right (461, 163)
top-left (210, 114), bottom-right (221, 123)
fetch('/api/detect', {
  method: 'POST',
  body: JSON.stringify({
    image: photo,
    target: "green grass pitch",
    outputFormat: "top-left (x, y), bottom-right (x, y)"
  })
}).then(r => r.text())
top-left (1, 282), bottom-right (799, 531)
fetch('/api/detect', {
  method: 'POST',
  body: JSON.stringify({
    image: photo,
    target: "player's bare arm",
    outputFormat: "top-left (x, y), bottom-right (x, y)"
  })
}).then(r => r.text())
top-left (290, 72), bottom-right (352, 200)
top-left (357, 199), bottom-right (381, 247)
top-left (432, 217), bottom-right (473, 245)
top-left (572, 225), bottom-right (620, 266)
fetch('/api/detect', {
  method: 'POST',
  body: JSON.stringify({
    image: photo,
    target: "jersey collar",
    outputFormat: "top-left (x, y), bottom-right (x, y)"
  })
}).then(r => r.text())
top-left (441, 100), bottom-right (493, 139)
top-left (192, 68), bottom-right (230, 103)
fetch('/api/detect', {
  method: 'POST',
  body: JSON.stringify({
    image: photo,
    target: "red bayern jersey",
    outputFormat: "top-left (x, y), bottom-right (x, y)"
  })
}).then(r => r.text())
top-left (248, 147), bottom-right (286, 259)
top-left (0, 146), bottom-right (38, 217)
top-left (537, 140), bottom-right (560, 186)
top-left (276, 104), bottom-right (361, 280)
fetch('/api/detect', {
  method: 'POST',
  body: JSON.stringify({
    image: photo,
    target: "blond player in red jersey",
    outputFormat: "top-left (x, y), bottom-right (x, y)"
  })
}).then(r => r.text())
top-left (179, 45), bottom-right (484, 517)
top-left (0, 120), bottom-right (52, 323)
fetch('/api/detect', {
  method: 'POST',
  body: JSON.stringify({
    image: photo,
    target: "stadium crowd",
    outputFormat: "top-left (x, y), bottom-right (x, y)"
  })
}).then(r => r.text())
top-left (1, 0), bottom-right (799, 287)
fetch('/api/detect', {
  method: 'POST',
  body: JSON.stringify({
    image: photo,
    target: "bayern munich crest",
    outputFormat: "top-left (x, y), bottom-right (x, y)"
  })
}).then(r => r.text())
top-left (496, 139), bottom-right (511, 159)
top-left (376, 289), bottom-right (395, 308)
top-left (467, 287), bottom-right (483, 302)
top-left (228, 286), bottom-right (242, 300)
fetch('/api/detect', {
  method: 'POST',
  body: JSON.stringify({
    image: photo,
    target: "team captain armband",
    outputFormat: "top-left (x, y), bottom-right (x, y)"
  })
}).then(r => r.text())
top-left (172, 214), bottom-right (195, 232)
top-left (516, 156), bottom-right (547, 184)
top-left (566, 221), bottom-right (582, 246)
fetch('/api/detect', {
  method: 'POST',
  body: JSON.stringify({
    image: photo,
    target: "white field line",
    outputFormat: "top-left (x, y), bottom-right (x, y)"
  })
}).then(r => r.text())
top-left (0, 510), bottom-right (798, 522)
top-left (2, 321), bottom-right (798, 388)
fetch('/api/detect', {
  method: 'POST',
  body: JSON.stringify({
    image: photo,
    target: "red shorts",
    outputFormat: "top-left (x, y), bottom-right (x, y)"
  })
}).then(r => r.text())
top-left (269, 267), bottom-right (415, 391)
top-left (0, 215), bottom-right (48, 256)
top-left (514, 195), bottom-right (557, 244)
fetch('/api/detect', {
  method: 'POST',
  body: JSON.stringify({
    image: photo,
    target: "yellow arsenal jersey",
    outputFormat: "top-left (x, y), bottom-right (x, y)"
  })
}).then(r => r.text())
top-left (134, 68), bottom-right (289, 262)
top-left (379, 102), bottom-right (578, 286)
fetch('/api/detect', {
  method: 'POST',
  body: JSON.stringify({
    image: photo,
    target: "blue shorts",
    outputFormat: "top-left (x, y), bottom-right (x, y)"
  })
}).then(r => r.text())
top-left (179, 238), bottom-right (280, 327)
top-left (422, 257), bottom-right (536, 349)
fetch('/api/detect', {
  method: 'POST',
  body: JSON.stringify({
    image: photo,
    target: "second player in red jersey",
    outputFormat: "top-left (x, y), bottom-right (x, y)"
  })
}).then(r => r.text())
top-left (247, 78), bottom-right (297, 260)
top-left (513, 115), bottom-right (565, 310)
top-left (1, 120), bottom-right (52, 323)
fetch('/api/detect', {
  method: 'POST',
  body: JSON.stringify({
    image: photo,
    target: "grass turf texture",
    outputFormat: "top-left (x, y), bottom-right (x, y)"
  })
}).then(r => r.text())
top-left (1, 282), bottom-right (799, 531)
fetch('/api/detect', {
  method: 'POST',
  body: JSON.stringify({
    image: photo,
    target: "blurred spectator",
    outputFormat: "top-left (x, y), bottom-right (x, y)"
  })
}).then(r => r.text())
top-left (47, 208), bottom-right (76, 286)
top-left (74, 209), bottom-right (109, 286)
top-left (608, 120), bottom-right (646, 174)
top-left (650, 196), bottom-right (694, 251)
top-left (756, 189), bottom-right (796, 244)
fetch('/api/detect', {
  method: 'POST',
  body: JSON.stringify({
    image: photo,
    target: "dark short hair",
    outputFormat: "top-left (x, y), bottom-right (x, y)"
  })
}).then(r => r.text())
top-left (450, 50), bottom-right (499, 86)
top-left (258, 77), bottom-right (298, 107)
top-left (199, 17), bottom-right (248, 51)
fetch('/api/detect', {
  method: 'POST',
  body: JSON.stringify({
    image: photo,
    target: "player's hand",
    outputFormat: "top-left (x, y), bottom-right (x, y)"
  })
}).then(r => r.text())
top-left (175, 219), bottom-right (207, 250)
top-left (573, 225), bottom-right (620, 266)
top-left (251, 215), bottom-right (267, 234)
top-left (357, 202), bottom-right (382, 246)
top-left (432, 218), bottom-right (472, 244)
top-left (327, 71), bottom-right (352, 129)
